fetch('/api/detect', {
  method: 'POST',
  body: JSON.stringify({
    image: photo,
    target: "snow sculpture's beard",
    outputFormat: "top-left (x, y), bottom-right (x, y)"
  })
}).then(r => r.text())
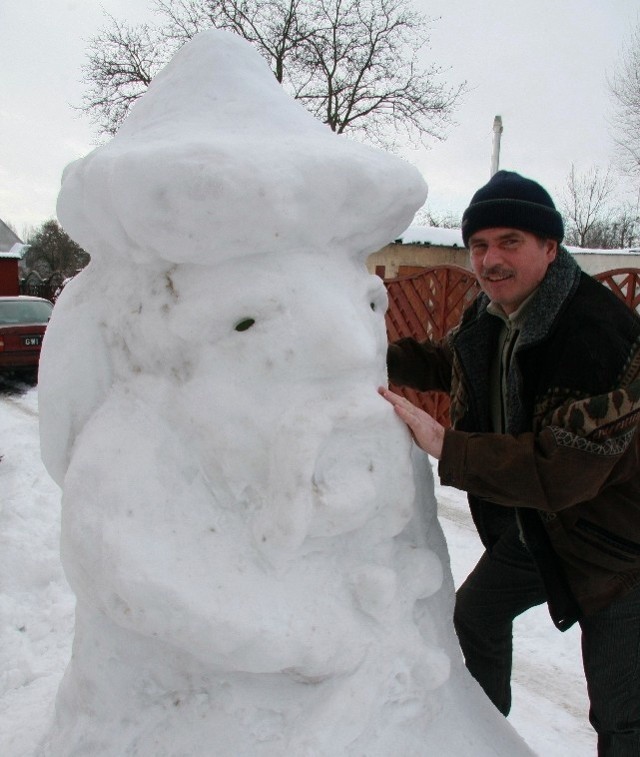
top-left (251, 391), bottom-right (415, 561)
top-left (309, 396), bottom-right (413, 538)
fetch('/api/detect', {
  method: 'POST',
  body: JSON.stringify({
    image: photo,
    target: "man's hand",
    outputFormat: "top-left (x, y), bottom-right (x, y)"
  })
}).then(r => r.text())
top-left (378, 387), bottom-right (445, 460)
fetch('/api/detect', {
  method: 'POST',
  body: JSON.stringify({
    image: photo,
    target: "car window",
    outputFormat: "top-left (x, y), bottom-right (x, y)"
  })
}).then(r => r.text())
top-left (0, 300), bottom-right (53, 325)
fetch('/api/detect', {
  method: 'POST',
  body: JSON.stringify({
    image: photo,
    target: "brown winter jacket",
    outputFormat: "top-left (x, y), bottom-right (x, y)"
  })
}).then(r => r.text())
top-left (387, 247), bottom-right (640, 630)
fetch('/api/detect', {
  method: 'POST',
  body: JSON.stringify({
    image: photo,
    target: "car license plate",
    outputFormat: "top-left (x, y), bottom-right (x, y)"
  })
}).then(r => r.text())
top-left (22, 336), bottom-right (41, 347)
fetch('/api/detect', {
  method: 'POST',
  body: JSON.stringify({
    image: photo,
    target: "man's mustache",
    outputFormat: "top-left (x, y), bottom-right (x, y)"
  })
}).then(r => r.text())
top-left (480, 266), bottom-right (515, 278)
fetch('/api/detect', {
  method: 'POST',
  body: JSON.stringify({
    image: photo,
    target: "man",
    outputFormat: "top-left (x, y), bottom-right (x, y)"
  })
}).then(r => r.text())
top-left (379, 170), bottom-right (640, 756)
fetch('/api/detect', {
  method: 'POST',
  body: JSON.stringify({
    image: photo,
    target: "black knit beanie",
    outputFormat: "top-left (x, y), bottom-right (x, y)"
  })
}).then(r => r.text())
top-left (461, 170), bottom-right (564, 247)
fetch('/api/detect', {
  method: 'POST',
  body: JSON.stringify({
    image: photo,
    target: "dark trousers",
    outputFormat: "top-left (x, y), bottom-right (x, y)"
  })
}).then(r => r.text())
top-left (453, 523), bottom-right (640, 756)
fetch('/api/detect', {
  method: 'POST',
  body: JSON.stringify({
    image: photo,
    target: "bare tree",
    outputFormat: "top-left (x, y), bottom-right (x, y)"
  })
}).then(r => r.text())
top-left (560, 164), bottom-right (615, 248)
top-left (607, 204), bottom-right (640, 248)
top-left (585, 204), bottom-right (640, 249)
top-left (80, 0), bottom-right (466, 145)
top-left (285, 0), bottom-right (462, 143)
top-left (156, 0), bottom-right (312, 83)
top-left (413, 205), bottom-right (460, 228)
top-left (609, 20), bottom-right (640, 179)
top-left (82, 14), bottom-right (169, 136)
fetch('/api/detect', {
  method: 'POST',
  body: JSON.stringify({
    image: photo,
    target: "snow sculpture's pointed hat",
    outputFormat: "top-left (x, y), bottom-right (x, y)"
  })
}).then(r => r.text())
top-left (57, 30), bottom-right (427, 265)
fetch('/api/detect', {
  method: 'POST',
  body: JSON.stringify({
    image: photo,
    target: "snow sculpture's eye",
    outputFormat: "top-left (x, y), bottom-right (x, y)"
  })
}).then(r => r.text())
top-left (235, 317), bottom-right (256, 332)
top-left (370, 301), bottom-right (377, 311)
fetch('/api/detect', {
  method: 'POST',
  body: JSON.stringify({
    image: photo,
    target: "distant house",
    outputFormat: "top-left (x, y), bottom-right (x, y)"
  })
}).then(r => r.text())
top-left (0, 219), bottom-right (29, 296)
top-left (367, 225), bottom-right (640, 279)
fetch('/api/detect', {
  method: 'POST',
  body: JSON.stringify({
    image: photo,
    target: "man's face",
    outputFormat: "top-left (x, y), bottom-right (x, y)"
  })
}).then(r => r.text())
top-left (468, 227), bottom-right (557, 315)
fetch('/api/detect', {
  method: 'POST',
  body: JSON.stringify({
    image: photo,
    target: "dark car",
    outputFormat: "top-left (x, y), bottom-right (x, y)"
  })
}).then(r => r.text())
top-left (0, 296), bottom-right (54, 376)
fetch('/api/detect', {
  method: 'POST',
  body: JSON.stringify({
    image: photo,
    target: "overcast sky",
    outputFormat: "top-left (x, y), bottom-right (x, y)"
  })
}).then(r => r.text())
top-left (1, 0), bottom-right (638, 238)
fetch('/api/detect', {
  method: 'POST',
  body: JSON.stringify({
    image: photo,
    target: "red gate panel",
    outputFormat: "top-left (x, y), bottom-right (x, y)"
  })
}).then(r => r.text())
top-left (384, 266), bottom-right (479, 426)
top-left (594, 268), bottom-right (640, 313)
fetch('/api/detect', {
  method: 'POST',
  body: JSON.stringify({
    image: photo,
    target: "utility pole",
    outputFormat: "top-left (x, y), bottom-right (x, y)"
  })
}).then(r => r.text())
top-left (490, 115), bottom-right (503, 176)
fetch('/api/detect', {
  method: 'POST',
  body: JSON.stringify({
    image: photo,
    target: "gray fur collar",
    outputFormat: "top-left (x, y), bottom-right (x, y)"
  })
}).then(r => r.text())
top-left (454, 246), bottom-right (583, 433)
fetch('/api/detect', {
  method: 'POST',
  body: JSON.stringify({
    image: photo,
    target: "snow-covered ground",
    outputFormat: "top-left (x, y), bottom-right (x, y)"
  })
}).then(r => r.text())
top-left (0, 381), bottom-right (596, 755)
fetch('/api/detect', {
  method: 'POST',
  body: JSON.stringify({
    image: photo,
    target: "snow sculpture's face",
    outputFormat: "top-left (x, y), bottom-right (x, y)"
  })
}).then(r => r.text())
top-left (155, 251), bottom-right (413, 556)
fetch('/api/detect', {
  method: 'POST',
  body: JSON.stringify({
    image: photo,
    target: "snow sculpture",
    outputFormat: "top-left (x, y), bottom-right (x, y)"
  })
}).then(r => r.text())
top-left (38, 30), bottom-right (532, 756)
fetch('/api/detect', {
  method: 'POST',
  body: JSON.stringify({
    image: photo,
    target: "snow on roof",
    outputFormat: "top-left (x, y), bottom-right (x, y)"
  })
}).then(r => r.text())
top-left (395, 225), bottom-right (640, 255)
top-left (0, 243), bottom-right (29, 259)
top-left (394, 225), bottom-right (464, 247)
top-left (565, 245), bottom-right (640, 256)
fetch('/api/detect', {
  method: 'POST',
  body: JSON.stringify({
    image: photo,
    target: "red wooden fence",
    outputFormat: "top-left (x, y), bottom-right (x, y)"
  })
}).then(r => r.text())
top-left (384, 265), bottom-right (640, 426)
top-left (384, 266), bottom-right (479, 425)
top-left (594, 268), bottom-right (640, 312)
